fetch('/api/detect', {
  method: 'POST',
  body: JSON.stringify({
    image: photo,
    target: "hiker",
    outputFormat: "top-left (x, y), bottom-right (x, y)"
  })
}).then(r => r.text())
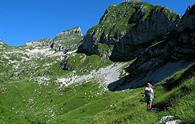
top-left (144, 81), bottom-right (154, 111)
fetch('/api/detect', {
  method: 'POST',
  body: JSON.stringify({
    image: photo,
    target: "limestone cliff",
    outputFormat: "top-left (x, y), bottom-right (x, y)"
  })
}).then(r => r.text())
top-left (26, 27), bottom-right (83, 52)
top-left (78, 2), bottom-right (179, 61)
top-left (108, 4), bottom-right (195, 90)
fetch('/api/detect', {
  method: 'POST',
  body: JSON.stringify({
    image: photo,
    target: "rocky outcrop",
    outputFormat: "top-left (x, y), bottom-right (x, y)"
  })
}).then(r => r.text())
top-left (178, 4), bottom-right (195, 31)
top-left (26, 39), bottom-right (52, 47)
top-left (26, 27), bottom-right (83, 52)
top-left (160, 115), bottom-right (181, 124)
top-left (108, 4), bottom-right (195, 91)
top-left (52, 27), bottom-right (83, 51)
top-left (78, 2), bottom-right (179, 61)
top-left (135, 6), bottom-right (195, 71)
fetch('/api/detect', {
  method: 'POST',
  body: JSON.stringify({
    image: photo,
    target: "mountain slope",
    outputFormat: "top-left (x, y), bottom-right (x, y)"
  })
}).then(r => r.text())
top-left (78, 2), bottom-right (179, 61)
top-left (0, 2), bottom-right (195, 124)
top-left (108, 4), bottom-right (195, 91)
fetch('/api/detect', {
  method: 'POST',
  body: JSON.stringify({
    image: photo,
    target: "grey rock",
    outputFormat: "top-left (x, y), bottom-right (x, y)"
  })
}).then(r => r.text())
top-left (178, 4), bottom-right (195, 31)
top-left (53, 27), bottom-right (83, 51)
top-left (160, 115), bottom-right (174, 124)
top-left (166, 120), bottom-right (182, 124)
top-left (78, 2), bottom-right (179, 61)
top-left (109, 4), bottom-right (195, 90)
top-left (160, 115), bottom-right (181, 124)
top-left (26, 27), bottom-right (83, 52)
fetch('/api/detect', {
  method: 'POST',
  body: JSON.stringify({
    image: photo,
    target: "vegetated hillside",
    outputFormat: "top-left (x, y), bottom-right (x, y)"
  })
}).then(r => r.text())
top-left (78, 1), bottom-right (179, 61)
top-left (0, 1), bottom-right (195, 124)
top-left (108, 4), bottom-right (195, 91)
top-left (1, 48), bottom-right (195, 124)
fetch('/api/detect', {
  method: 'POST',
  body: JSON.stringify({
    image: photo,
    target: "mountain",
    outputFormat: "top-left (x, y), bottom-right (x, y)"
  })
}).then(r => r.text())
top-left (78, 2), bottom-right (179, 61)
top-left (52, 27), bottom-right (83, 51)
top-left (108, 4), bottom-right (195, 90)
top-left (26, 27), bottom-right (83, 52)
top-left (0, 2), bottom-right (195, 124)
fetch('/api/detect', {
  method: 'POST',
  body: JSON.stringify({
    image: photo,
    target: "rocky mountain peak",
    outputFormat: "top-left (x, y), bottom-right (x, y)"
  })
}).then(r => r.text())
top-left (109, 4), bottom-right (195, 90)
top-left (178, 4), bottom-right (195, 31)
top-left (78, 2), bottom-right (179, 61)
top-left (55, 26), bottom-right (83, 41)
top-left (1, 2), bottom-right (195, 124)
top-left (25, 27), bottom-right (83, 51)
top-left (53, 27), bottom-right (83, 51)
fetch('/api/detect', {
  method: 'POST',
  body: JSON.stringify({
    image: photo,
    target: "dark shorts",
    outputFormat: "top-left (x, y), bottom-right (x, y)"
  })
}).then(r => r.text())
top-left (145, 97), bottom-right (153, 104)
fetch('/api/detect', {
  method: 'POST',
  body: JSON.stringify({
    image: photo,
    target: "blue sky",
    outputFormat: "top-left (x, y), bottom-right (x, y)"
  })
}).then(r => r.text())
top-left (0, 0), bottom-right (194, 46)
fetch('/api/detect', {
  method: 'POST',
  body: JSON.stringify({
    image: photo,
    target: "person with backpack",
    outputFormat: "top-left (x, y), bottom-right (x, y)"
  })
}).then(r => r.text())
top-left (144, 81), bottom-right (154, 111)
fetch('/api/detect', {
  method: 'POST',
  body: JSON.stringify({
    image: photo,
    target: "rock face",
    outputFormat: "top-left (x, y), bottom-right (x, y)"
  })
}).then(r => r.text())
top-left (26, 39), bottom-right (52, 48)
top-left (78, 2), bottom-right (179, 61)
top-left (53, 27), bottom-right (83, 51)
top-left (108, 4), bottom-right (195, 91)
top-left (160, 115), bottom-right (181, 124)
top-left (178, 4), bottom-right (195, 31)
top-left (26, 27), bottom-right (83, 52)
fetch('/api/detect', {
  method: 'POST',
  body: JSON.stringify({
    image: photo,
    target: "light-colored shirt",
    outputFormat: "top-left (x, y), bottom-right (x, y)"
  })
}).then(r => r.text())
top-left (145, 87), bottom-right (153, 93)
top-left (145, 87), bottom-right (154, 98)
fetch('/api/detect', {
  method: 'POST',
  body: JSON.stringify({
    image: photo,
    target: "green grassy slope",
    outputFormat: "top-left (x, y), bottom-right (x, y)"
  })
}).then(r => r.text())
top-left (0, 63), bottom-right (195, 124)
top-left (62, 53), bottom-right (113, 75)
top-left (0, 41), bottom-right (195, 124)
